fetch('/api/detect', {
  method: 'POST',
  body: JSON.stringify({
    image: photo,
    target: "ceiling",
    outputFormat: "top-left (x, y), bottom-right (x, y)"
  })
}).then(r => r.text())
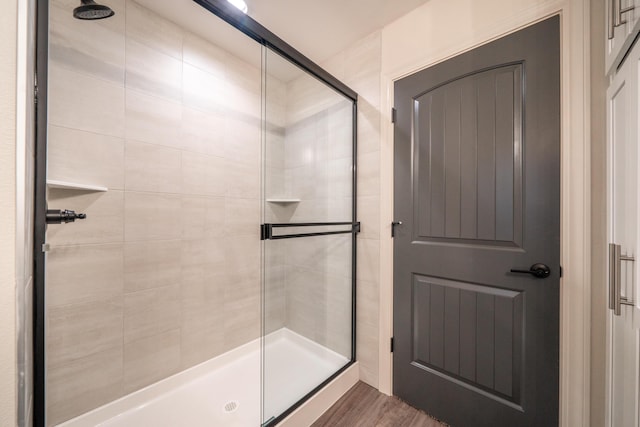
top-left (135, 0), bottom-right (429, 70)
top-left (244, 0), bottom-right (430, 63)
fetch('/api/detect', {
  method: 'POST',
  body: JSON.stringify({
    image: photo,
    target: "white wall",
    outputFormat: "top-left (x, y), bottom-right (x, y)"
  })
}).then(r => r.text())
top-left (0, 0), bottom-right (18, 425)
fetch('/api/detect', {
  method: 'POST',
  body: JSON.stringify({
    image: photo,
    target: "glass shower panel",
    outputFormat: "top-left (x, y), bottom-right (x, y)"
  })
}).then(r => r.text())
top-left (262, 47), bottom-right (355, 425)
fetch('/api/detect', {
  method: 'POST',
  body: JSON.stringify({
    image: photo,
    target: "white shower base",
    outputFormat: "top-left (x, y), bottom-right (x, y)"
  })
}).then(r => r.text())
top-left (58, 328), bottom-right (350, 427)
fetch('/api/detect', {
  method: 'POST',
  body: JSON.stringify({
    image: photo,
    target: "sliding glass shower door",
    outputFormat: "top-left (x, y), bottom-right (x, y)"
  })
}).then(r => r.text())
top-left (262, 48), bottom-right (356, 425)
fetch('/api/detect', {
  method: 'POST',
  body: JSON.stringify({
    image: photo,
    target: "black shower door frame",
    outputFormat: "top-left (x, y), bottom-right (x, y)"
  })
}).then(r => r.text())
top-left (32, 1), bottom-right (358, 426)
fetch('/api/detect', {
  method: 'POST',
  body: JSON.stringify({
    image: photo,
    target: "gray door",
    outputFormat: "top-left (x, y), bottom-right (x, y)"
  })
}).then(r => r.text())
top-left (393, 16), bottom-right (560, 427)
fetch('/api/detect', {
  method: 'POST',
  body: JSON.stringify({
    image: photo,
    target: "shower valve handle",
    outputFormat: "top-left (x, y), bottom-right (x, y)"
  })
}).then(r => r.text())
top-left (46, 209), bottom-right (87, 224)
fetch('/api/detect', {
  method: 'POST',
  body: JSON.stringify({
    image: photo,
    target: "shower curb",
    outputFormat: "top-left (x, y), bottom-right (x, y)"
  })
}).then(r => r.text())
top-left (278, 362), bottom-right (359, 427)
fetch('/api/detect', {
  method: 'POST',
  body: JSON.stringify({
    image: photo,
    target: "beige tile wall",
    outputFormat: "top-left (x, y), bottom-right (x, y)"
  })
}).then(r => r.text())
top-left (45, 1), bottom-right (264, 424)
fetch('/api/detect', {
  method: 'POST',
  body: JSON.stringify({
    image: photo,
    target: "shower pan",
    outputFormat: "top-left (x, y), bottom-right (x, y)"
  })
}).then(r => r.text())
top-left (33, 0), bottom-right (357, 426)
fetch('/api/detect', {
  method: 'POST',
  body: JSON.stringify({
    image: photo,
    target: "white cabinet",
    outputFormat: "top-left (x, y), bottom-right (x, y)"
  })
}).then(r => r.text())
top-left (605, 39), bottom-right (640, 427)
top-left (606, 0), bottom-right (640, 74)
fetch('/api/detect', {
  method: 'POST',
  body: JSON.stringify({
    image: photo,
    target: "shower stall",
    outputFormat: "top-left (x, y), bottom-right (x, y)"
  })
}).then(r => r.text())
top-left (34, 0), bottom-right (357, 425)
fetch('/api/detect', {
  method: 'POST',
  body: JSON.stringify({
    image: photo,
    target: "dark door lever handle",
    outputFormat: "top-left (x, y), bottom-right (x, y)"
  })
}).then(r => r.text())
top-left (510, 263), bottom-right (551, 278)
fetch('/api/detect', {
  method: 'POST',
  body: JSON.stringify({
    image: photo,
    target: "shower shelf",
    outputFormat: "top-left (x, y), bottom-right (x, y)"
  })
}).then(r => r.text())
top-left (266, 198), bottom-right (300, 204)
top-left (46, 180), bottom-right (108, 192)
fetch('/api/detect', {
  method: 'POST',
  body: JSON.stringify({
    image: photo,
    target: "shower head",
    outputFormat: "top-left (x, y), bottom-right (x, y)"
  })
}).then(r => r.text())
top-left (73, 0), bottom-right (115, 20)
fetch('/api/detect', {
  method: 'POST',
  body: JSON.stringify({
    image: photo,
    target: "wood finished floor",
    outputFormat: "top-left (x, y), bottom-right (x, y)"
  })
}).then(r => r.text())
top-left (312, 382), bottom-right (448, 427)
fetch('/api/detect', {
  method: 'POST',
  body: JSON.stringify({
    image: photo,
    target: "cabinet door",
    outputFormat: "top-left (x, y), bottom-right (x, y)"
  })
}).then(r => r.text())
top-left (606, 40), bottom-right (640, 427)
top-left (606, 0), bottom-right (640, 74)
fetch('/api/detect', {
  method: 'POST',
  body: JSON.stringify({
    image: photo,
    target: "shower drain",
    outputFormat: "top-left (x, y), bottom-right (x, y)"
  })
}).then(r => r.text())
top-left (223, 400), bottom-right (239, 413)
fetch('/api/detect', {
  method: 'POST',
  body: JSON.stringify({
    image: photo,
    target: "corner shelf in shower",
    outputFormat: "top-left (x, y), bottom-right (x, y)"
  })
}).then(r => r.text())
top-left (46, 180), bottom-right (108, 192)
top-left (266, 198), bottom-right (301, 204)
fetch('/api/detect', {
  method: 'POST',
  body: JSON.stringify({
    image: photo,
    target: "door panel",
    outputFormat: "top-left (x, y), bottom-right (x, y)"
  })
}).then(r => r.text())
top-left (414, 64), bottom-right (523, 245)
top-left (393, 16), bottom-right (560, 427)
top-left (606, 38), bottom-right (640, 427)
top-left (411, 276), bottom-right (524, 402)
